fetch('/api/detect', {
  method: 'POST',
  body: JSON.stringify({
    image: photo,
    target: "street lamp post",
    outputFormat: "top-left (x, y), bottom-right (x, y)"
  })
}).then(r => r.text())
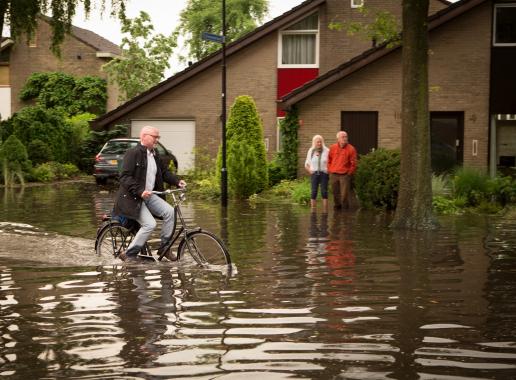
top-left (220, 0), bottom-right (228, 207)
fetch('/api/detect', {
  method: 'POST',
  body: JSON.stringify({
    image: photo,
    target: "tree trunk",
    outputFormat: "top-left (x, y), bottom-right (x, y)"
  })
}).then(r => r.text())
top-left (391, 0), bottom-right (437, 230)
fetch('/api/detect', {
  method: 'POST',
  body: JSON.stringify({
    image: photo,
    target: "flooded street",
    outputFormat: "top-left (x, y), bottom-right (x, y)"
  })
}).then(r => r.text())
top-left (1, 182), bottom-right (516, 379)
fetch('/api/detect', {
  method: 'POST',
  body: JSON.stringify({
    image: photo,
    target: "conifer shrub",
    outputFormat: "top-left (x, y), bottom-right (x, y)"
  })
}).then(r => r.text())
top-left (354, 148), bottom-right (400, 209)
top-left (0, 135), bottom-right (31, 186)
top-left (218, 95), bottom-right (268, 197)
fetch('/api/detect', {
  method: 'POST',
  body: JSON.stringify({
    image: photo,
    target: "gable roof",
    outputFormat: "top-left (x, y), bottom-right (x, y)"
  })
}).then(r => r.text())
top-left (39, 15), bottom-right (121, 55)
top-left (91, 0), bottom-right (326, 130)
top-left (279, 0), bottom-right (487, 109)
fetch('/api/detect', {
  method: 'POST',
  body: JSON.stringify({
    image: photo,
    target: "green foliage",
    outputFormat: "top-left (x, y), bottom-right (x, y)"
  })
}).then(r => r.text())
top-left (227, 142), bottom-right (260, 198)
top-left (20, 72), bottom-right (107, 115)
top-left (354, 148), bottom-right (400, 209)
top-left (27, 139), bottom-right (54, 165)
top-left (7, 106), bottom-right (70, 162)
top-left (175, 0), bottom-right (268, 62)
top-left (267, 158), bottom-right (284, 187)
top-left (488, 174), bottom-right (516, 206)
top-left (66, 112), bottom-right (96, 167)
top-left (432, 174), bottom-right (452, 197)
top-left (0, 135), bottom-right (31, 186)
top-left (264, 178), bottom-right (311, 205)
top-left (432, 195), bottom-right (462, 215)
top-left (291, 178), bottom-right (311, 205)
top-left (31, 162), bottom-right (80, 183)
top-left (329, 6), bottom-right (401, 47)
top-left (452, 167), bottom-right (490, 206)
top-left (102, 11), bottom-right (176, 101)
top-left (218, 95), bottom-right (268, 198)
top-left (1, 0), bottom-right (126, 56)
top-left (276, 107), bottom-right (299, 180)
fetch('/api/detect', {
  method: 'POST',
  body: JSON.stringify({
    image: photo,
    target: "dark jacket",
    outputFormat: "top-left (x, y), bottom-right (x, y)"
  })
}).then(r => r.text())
top-left (114, 143), bottom-right (180, 219)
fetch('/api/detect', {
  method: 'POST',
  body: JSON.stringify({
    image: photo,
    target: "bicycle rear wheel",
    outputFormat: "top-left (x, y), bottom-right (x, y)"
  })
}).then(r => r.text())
top-left (96, 221), bottom-right (134, 259)
top-left (178, 230), bottom-right (231, 266)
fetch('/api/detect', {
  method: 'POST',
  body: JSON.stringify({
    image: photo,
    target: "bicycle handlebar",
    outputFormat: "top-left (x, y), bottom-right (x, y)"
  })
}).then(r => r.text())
top-left (152, 188), bottom-right (186, 196)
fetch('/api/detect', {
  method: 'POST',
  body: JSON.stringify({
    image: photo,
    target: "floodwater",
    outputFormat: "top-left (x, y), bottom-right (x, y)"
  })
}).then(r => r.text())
top-left (0, 182), bottom-right (515, 379)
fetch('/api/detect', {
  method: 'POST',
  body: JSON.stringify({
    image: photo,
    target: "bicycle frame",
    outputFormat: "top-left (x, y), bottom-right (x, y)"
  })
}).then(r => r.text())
top-left (152, 188), bottom-right (200, 262)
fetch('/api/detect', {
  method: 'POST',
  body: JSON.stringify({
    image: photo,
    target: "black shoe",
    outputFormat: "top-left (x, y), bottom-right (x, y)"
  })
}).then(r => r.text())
top-left (118, 250), bottom-right (139, 262)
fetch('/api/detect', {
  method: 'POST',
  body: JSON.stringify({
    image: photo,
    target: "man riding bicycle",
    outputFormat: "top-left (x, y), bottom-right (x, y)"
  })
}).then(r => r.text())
top-left (114, 126), bottom-right (186, 261)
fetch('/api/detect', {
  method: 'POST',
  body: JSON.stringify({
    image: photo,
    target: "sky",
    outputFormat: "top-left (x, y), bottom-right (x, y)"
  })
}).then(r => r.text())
top-left (72, 0), bottom-right (305, 76)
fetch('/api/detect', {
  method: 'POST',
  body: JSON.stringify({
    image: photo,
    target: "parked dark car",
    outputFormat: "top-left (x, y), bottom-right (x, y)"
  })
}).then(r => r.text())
top-left (93, 138), bottom-right (178, 185)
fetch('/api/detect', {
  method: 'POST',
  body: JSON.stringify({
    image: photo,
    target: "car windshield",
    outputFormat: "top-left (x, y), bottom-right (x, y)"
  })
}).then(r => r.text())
top-left (101, 141), bottom-right (138, 155)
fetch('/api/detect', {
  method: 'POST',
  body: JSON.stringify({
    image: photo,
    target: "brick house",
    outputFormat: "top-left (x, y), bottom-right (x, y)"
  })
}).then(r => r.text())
top-left (91, 0), bottom-right (450, 173)
top-left (0, 16), bottom-right (122, 121)
top-left (278, 0), bottom-right (516, 176)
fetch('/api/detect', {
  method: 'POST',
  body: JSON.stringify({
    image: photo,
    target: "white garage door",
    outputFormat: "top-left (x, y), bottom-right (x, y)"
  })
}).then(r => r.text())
top-left (132, 120), bottom-right (195, 174)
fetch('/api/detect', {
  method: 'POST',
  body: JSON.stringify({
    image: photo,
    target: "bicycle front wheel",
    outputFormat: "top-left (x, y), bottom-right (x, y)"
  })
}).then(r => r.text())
top-left (178, 230), bottom-right (231, 266)
top-left (96, 222), bottom-right (134, 259)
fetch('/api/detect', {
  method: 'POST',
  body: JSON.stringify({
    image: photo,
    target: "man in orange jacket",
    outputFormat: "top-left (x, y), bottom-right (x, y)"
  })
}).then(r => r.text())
top-left (328, 131), bottom-right (357, 209)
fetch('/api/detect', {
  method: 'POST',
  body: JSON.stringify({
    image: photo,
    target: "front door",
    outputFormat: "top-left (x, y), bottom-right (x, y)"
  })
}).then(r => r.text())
top-left (430, 112), bottom-right (464, 173)
top-left (341, 111), bottom-right (378, 156)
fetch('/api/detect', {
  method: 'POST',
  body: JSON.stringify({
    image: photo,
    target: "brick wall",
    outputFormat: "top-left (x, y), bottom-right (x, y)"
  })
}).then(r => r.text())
top-left (297, 1), bottom-right (492, 174)
top-left (109, 33), bottom-right (279, 158)
top-left (319, 0), bottom-right (448, 75)
top-left (9, 19), bottom-right (119, 114)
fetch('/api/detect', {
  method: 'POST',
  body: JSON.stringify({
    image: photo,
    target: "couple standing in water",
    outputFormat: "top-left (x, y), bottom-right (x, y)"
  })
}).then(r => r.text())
top-left (304, 131), bottom-right (357, 212)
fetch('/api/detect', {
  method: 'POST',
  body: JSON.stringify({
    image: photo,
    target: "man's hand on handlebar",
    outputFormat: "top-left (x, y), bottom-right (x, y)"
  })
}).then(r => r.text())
top-left (178, 180), bottom-right (187, 188)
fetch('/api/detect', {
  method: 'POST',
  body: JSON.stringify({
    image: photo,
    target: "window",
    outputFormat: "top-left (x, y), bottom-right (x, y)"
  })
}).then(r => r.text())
top-left (494, 4), bottom-right (516, 46)
top-left (351, 0), bottom-right (364, 8)
top-left (279, 12), bottom-right (319, 67)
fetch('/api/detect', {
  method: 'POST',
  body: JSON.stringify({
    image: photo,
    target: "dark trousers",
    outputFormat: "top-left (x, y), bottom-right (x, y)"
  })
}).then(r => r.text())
top-left (330, 173), bottom-right (351, 208)
top-left (310, 172), bottom-right (329, 200)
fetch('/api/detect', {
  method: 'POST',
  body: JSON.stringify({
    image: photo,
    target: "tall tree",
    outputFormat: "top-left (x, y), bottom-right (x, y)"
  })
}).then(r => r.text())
top-left (391, 0), bottom-right (437, 230)
top-left (175, 0), bottom-right (268, 62)
top-left (0, 0), bottom-right (126, 55)
top-left (102, 11), bottom-right (176, 101)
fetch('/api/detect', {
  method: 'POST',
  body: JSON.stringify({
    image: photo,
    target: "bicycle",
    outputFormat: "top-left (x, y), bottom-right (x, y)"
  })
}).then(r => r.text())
top-left (95, 188), bottom-right (231, 267)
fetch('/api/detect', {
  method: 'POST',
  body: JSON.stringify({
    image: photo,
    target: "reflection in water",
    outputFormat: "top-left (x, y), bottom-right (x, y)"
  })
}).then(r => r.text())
top-left (0, 183), bottom-right (516, 378)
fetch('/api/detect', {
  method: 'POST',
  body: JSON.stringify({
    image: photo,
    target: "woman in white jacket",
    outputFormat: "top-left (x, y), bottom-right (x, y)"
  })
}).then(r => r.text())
top-left (305, 134), bottom-right (330, 211)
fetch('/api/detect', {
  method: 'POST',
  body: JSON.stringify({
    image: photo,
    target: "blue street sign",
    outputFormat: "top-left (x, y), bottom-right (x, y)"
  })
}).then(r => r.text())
top-left (202, 32), bottom-right (225, 44)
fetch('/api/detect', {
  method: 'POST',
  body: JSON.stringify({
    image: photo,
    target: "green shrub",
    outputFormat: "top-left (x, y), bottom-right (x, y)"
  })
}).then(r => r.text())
top-left (432, 195), bottom-right (461, 215)
top-left (189, 176), bottom-right (220, 200)
top-left (20, 72), bottom-right (107, 115)
top-left (267, 158), bottom-right (284, 187)
top-left (8, 106), bottom-right (70, 163)
top-left (0, 135), bottom-right (31, 186)
top-left (28, 139), bottom-right (54, 165)
top-left (218, 95), bottom-right (268, 197)
top-left (227, 141), bottom-right (260, 198)
top-left (291, 178), bottom-right (311, 205)
top-left (432, 174), bottom-right (451, 197)
top-left (276, 106), bottom-right (299, 180)
top-left (32, 163), bottom-right (56, 182)
top-left (31, 162), bottom-right (80, 182)
top-left (268, 179), bottom-right (297, 197)
top-left (354, 148), bottom-right (400, 209)
top-left (452, 167), bottom-right (490, 206)
top-left (488, 175), bottom-right (516, 206)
